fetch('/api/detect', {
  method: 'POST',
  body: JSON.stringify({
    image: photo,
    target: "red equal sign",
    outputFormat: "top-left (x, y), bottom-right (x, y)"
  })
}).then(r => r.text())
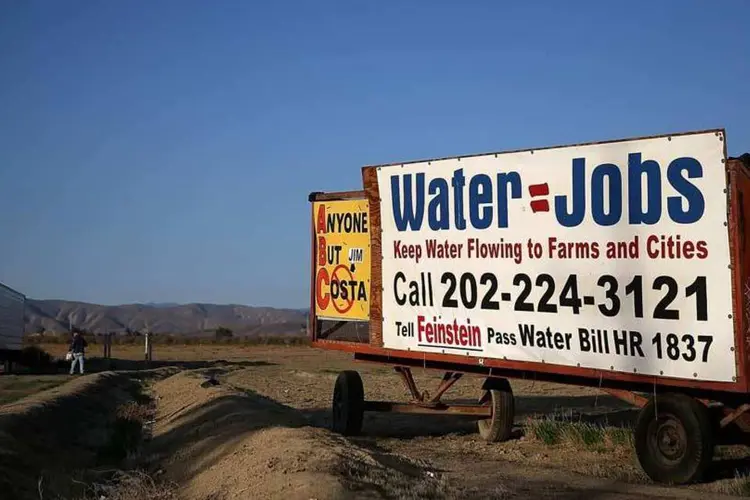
top-left (528, 183), bottom-right (550, 213)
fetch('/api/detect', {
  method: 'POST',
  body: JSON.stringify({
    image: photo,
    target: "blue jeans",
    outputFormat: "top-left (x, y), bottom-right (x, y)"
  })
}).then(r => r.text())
top-left (70, 353), bottom-right (84, 374)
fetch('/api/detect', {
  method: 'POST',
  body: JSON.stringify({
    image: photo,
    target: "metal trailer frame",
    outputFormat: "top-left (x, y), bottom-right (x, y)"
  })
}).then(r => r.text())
top-left (308, 129), bottom-right (750, 486)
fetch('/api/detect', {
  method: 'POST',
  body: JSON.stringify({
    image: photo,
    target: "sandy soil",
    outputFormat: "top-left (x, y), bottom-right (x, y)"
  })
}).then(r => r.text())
top-left (146, 366), bottom-right (743, 500)
top-left (148, 370), bottom-right (462, 500)
top-left (6, 344), bottom-right (750, 499)
top-left (213, 348), bottom-right (749, 498)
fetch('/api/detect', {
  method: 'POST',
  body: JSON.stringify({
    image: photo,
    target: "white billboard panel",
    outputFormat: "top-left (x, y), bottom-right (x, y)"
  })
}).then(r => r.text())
top-left (376, 131), bottom-right (735, 382)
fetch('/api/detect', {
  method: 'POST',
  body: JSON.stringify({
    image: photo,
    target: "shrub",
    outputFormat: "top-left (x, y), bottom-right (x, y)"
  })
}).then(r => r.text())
top-left (214, 326), bottom-right (233, 341)
top-left (16, 345), bottom-right (55, 370)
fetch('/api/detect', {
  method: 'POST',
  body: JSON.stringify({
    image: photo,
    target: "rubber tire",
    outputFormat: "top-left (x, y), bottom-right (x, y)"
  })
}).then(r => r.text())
top-left (477, 378), bottom-right (515, 442)
top-left (331, 370), bottom-right (364, 436)
top-left (634, 393), bottom-right (714, 485)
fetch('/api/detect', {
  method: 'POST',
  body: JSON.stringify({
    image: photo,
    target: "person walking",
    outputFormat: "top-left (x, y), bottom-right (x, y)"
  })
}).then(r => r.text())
top-left (69, 331), bottom-right (88, 375)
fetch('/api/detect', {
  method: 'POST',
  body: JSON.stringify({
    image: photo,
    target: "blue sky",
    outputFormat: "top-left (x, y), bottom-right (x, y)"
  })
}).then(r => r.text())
top-left (1, 1), bottom-right (748, 307)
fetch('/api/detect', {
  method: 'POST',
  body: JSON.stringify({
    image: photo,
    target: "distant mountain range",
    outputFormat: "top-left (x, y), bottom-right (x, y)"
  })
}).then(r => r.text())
top-left (141, 302), bottom-right (182, 308)
top-left (24, 299), bottom-right (308, 336)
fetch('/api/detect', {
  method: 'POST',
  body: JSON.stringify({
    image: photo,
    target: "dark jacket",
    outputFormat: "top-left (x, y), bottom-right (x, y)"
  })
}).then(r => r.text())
top-left (70, 335), bottom-right (88, 354)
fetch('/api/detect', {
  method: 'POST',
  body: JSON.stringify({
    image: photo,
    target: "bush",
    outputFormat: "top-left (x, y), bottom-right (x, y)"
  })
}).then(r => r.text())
top-left (16, 345), bottom-right (55, 370)
top-left (214, 326), bottom-right (233, 341)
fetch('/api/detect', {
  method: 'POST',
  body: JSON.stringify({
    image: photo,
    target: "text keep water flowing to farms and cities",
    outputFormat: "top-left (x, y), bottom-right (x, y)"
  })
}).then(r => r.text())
top-left (375, 132), bottom-right (737, 383)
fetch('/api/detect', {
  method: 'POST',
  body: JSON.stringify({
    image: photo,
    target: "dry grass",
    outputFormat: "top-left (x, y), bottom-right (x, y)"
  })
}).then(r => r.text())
top-left (97, 400), bottom-right (153, 465)
top-left (720, 472), bottom-right (750, 497)
top-left (0, 374), bottom-right (70, 405)
top-left (75, 470), bottom-right (178, 500)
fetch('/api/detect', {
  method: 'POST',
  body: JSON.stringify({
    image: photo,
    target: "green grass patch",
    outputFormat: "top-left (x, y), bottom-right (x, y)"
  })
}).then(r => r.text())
top-left (605, 425), bottom-right (634, 448)
top-left (562, 422), bottom-right (605, 448)
top-left (526, 418), bottom-right (562, 445)
top-left (524, 417), bottom-right (633, 451)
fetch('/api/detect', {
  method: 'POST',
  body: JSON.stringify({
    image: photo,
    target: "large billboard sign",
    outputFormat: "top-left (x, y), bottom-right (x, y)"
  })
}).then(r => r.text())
top-left (376, 131), bottom-right (735, 382)
top-left (313, 199), bottom-right (371, 321)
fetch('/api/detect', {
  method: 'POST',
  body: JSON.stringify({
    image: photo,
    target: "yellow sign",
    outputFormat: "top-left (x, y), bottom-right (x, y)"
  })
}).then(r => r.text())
top-left (313, 199), bottom-right (370, 321)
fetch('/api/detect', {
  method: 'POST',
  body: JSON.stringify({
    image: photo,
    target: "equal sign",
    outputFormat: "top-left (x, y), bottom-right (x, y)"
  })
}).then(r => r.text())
top-left (528, 183), bottom-right (550, 213)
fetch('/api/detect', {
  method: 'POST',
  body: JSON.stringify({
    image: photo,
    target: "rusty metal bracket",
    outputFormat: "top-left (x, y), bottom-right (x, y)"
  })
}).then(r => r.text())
top-left (430, 372), bottom-right (463, 403)
top-left (317, 320), bottom-right (347, 340)
top-left (602, 389), bottom-right (649, 408)
top-left (394, 367), bottom-right (463, 408)
top-left (395, 366), bottom-right (427, 402)
top-left (720, 403), bottom-right (750, 431)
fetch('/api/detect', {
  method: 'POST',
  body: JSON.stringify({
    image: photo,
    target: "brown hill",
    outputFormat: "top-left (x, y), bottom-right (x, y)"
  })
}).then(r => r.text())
top-left (24, 299), bottom-right (307, 336)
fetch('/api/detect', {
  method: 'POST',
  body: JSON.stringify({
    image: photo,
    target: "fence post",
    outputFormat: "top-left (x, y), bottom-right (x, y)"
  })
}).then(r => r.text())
top-left (144, 332), bottom-right (152, 365)
top-left (102, 333), bottom-right (109, 359)
top-left (109, 333), bottom-right (113, 369)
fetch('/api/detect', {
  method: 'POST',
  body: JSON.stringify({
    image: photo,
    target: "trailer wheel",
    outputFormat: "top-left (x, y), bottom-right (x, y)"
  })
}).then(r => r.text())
top-left (477, 378), bottom-right (515, 442)
top-left (331, 370), bottom-right (364, 436)
top-left (634, 393), bottom-right (714, 485)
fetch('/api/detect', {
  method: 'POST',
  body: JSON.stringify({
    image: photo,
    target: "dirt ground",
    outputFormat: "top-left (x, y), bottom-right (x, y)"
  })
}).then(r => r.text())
top-left (7, 343), bottom-right (750, 499)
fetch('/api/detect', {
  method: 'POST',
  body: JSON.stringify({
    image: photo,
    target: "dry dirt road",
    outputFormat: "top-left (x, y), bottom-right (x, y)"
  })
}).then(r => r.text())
top-left (27, 344), bottom-right (750, 499)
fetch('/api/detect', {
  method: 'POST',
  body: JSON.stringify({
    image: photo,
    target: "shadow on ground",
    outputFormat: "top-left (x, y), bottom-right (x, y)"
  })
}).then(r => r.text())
top-left (146, 372), bottom-right (463, 499)
top-left (94, 357), bottom-right (276, 372)
top-left (4, 357), bottom-right (277, 377)
top-left (290, 394), bottom-right (750, 488)
top-left (293, 393), bottom-right (639, 440)
top-left (0, 372), bottom-right (147, 500)
top-left (148, 376), bottom-right (750, 498)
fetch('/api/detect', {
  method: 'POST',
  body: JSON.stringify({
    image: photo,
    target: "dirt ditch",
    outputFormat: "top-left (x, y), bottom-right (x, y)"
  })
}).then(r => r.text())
top-left (0, 367), bottom-right (468, 500)
top-left (2, 360), bottom-right (749, 500)
top-left (0, 368), bottom-right (172, 500)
